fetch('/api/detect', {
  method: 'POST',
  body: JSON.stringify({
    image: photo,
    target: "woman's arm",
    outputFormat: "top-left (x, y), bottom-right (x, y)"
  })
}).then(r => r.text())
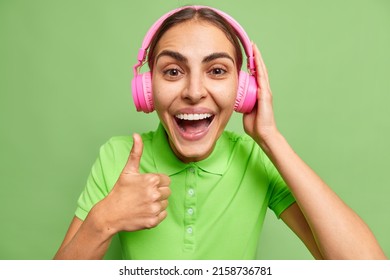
top-left (280, 203), bottom-right (324, 259)
top-left (244, 44), bottom-right (386, 259)
top-left (54, 215), bottom-right (112, 260)
top-left (266, 131), bottom-right (385, 259)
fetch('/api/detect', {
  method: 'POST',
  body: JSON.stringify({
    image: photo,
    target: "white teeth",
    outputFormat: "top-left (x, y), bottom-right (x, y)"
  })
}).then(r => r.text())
top-left (175, 113), bottom-right (213, 121)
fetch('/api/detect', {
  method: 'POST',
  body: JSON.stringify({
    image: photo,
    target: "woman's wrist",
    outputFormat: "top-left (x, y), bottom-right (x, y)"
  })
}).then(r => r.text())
top-left (86, 202), bottom-right (118, 243)
top-left (254, 128), bottom-right (285, 156)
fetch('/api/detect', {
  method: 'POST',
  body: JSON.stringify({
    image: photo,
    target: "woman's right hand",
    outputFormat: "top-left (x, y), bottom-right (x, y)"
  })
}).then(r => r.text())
top-left (92, 133), bottom-right (171, 236)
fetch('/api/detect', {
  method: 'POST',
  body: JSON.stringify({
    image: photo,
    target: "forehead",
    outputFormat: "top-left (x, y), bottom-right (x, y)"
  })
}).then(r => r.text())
top-left (154, 20), bottom-right (236, 59)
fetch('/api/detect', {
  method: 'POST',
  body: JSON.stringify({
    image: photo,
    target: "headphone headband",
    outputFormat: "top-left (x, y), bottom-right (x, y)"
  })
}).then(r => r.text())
top-left (133, 5), bottom-right (255, 76)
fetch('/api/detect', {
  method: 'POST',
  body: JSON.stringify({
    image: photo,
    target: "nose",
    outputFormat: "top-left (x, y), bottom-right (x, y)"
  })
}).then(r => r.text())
top-left (181, 72), bottom-right (207, 104)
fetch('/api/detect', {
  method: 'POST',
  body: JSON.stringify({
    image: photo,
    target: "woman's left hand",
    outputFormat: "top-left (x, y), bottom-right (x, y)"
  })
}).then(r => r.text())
top-left (243, 43), bottom-right (279, 148)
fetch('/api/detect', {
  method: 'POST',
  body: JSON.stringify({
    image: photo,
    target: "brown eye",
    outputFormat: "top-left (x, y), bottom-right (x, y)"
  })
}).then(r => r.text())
top-left (167, 69), bottom-right (179, 76)
top-left (209, 67), bottom-right (227, 76)
top-left (162, 67), bottom-right (184, 81)
top-left (164, 68), bottom-right (181, 76)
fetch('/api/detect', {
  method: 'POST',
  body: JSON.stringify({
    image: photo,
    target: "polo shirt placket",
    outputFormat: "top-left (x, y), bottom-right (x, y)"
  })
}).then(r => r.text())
top-left (184, 164), bottom-right (197, 251)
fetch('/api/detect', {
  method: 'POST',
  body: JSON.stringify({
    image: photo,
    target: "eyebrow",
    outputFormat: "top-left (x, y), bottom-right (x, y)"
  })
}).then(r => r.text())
top-left (202, 52), bottom-right (235, 65)
top-left (155, 50), bottom-right (235, 65)
top-left (155, 50), bottom-right (188, 63)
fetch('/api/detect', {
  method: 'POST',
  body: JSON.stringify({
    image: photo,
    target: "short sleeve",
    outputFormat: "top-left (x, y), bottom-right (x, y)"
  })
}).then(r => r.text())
top-left (263, 153), bottom-right (296, 218)
top-left (75, 138), bottom-right (127, 220)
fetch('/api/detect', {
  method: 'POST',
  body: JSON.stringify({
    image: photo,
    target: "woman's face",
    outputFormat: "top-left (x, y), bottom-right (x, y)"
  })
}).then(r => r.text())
top-left (152, 20), bottom-right (239, 163)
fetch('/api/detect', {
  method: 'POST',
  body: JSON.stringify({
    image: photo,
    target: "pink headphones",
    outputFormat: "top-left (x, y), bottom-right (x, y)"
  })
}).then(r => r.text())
top-left (132, 5), bottom-right (258, 113)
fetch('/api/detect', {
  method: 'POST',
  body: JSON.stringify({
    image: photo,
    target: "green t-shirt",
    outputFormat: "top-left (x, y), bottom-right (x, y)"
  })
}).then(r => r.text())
top-left (76, 124), bottom-right (295, 259)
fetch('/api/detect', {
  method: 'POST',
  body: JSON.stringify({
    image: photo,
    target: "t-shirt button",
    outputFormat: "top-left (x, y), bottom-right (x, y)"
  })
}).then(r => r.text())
top-left (187, 227), bottom-right (193, 234)
top-left (187, 208), bottom-right (194, 215)
top-left (188, 189), bottom-right (195, 196)
top-left (188, 167), bottom-right (195, 173)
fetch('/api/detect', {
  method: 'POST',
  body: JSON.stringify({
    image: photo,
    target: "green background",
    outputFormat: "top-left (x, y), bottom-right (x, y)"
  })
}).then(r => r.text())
top-left (1, 0), bottom-right (389, 259)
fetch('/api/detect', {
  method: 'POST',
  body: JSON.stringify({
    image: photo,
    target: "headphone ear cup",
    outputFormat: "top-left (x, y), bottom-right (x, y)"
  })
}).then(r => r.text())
top-left (131, 72), bottom-right (154, 113)
top-left (234, 71), bottom-right (258, 113)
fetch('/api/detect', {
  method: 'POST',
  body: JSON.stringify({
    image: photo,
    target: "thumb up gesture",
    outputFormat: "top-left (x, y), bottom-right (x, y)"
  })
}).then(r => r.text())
top-left (96, 134), bottom-right (171, 234)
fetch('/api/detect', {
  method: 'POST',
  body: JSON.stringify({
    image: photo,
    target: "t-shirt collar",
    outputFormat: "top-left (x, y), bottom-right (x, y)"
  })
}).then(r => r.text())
top-left (152, 123), bottom-right (229, 176)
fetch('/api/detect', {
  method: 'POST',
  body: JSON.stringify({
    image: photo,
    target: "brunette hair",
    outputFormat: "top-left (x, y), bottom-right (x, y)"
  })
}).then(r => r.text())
top-left (147, 7), bottom-right (243, 71)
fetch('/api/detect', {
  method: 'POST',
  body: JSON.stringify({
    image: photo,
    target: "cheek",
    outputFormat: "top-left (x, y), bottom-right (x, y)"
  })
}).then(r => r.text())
top-left (152, 80), bottom-right (175, 112)
top-left (211, 81), bottom-right (238, 110)
top-left (152, 89), bottom-right (166, 111)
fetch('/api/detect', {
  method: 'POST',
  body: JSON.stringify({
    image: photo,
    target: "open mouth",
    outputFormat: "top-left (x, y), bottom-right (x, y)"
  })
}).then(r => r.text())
top-left (174, 113), bottom-right (215, 136)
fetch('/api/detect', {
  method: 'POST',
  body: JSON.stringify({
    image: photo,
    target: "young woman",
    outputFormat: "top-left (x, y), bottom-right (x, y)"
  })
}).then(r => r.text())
top-left (54, 5), bottom-right (386, 260)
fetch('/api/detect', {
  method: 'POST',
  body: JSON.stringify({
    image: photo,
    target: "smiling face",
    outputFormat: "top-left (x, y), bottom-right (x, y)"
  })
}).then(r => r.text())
top-left (152, 19), bottom-right (239, 163)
